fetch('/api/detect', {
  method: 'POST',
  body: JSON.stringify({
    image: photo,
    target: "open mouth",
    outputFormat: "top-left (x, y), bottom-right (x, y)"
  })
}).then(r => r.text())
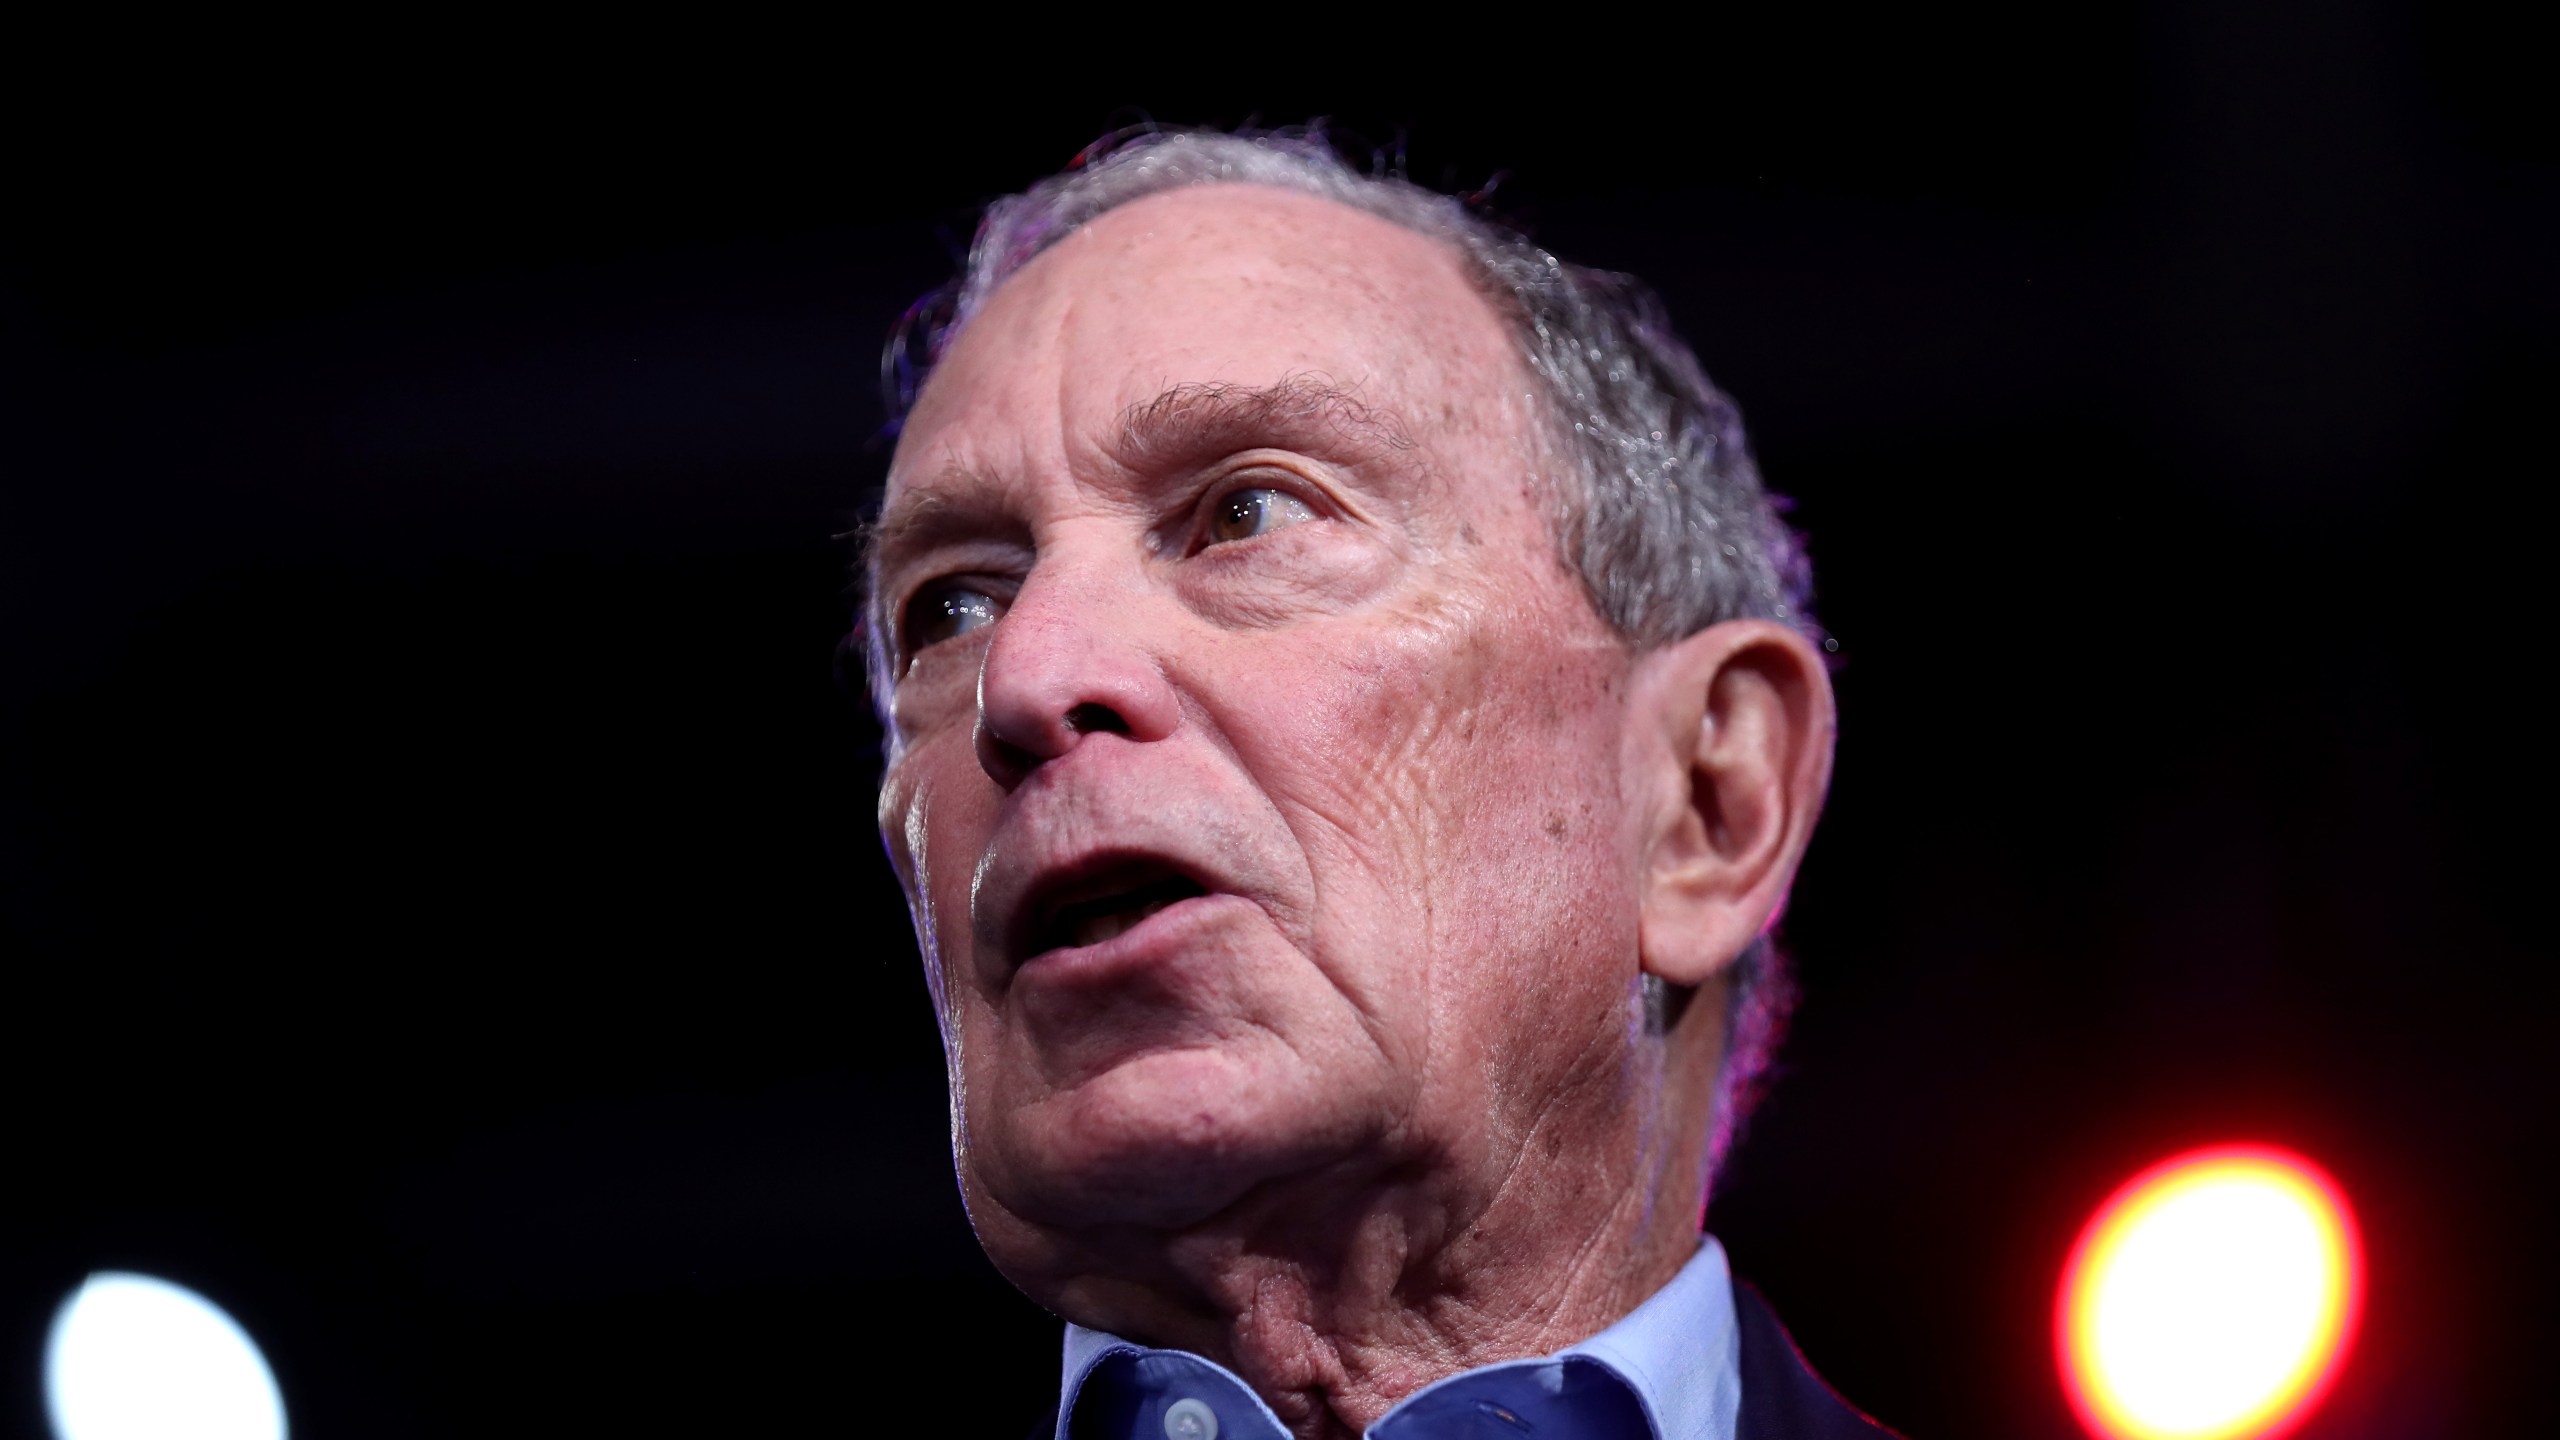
top-left (1025, 869), bottom-right (1210, 959)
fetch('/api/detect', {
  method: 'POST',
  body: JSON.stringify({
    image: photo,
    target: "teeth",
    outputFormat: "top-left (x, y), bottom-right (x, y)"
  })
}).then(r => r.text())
top-left (1071, 894), bottom-right (1180, 948)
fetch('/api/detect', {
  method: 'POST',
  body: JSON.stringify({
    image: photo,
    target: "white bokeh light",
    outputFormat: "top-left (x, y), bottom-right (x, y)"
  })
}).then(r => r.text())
top-left (2060, 1146), bottom-right (2360, 1440)
top-left (45, 1273), bottom-right (287, 1440)
top-left (2086, 1175), bottom-right (2333, 1432)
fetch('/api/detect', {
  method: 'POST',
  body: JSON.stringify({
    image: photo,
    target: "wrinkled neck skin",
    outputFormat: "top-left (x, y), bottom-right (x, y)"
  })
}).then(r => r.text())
top-left (990, 975), bottom-right (1729, 1440)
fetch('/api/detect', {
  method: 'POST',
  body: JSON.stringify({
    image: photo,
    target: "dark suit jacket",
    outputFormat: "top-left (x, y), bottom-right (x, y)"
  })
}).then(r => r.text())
top-left (1731, 1279), bottom-right (1901, 1439)
top-left (1031, 1276), bottom-right (1900, 1438)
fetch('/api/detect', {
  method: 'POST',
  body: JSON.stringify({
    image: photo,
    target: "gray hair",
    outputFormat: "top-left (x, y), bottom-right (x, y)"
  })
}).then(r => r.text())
top-left (871, 126), bottom-right (1817, 1178)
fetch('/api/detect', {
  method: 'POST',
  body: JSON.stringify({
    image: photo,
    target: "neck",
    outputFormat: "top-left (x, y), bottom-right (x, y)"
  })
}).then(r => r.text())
top-left (1045, 979), bottom-right (1729, 1439)
top-left (1181, 1167), bottom-right (1695, 1438)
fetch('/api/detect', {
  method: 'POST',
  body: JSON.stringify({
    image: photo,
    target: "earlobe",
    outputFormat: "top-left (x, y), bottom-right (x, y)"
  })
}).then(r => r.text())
top-left (1632, 620), bottom-right (1836, 988)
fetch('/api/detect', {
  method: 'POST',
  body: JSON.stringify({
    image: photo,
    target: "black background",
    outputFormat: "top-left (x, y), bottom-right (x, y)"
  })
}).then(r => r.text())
top-left (4, 3), bottom-right (2552, 1435)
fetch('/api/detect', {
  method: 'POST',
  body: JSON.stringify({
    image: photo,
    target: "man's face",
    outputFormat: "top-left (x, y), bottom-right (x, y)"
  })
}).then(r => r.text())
top-left (872, 186), bottom-right (1656, 1270)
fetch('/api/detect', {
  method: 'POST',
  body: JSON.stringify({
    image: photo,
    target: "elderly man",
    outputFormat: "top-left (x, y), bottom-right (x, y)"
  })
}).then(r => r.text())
top-left (862, 130), bottom-right (1880, 1440)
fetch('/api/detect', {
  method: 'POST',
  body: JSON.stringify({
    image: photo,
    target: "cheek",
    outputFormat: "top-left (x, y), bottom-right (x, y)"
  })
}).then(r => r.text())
top-left (879, 733), bottom-right (999, 1012)
top-left (1177, 524), bottom-right (1401, 630)
top-left (1252, 596), bottom-right (1482, 885)
top-left (1406, 625), bottom-right (1644, 1077)
top-left (1423, 619), bottom-right (1634, 923)
top-left (887, 637), bottom-right (987, 739)
top-left (1247, 585), bottom-right (1635, 965)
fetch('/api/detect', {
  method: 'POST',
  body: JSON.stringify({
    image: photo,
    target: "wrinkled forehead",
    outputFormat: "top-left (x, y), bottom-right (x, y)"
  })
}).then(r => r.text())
top-left (889, 184), bottom-right (1526, 489)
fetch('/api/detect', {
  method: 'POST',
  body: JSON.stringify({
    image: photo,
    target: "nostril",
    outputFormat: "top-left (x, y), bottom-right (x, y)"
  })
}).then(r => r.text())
top-left (977, 701), bottom-right (1135, 789)
top-left (1065, 703), bottom-right (1129, 736)
top-left (974, 721), bottom-right (1040, 789)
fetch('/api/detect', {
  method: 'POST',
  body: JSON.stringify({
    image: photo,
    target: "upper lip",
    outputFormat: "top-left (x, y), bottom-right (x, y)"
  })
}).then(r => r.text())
top-left (997, 848), bottom-right (1219, 967)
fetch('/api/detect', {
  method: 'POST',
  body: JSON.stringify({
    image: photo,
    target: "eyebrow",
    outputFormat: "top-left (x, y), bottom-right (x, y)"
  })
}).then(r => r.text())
top-left (861, 486), bottom-right (1019, 592)
top-left (865, 376), bottom-right (1417, 586)
top-left (1106, 375), bottom-right (1416, 473)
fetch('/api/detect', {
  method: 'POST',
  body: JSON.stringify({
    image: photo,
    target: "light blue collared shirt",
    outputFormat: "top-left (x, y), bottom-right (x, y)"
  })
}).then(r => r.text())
top-left (1057, 1235), bottom-right (1742, 1440)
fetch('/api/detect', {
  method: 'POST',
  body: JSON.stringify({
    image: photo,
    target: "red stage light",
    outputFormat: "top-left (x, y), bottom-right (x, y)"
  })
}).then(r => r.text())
top-left (2056, 1144), bottom-right (2362, 1440)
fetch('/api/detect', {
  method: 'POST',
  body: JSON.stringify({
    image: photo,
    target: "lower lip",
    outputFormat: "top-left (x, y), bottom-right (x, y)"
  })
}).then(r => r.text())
top-left (1017, 893), bottom-right (1233, 980)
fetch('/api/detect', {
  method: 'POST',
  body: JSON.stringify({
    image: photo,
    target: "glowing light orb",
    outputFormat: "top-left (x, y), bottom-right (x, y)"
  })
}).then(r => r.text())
top-left (2057, 1145), bottom-right (2361, 1440)
top-left (45, 1272), bottom-right (287, 1440)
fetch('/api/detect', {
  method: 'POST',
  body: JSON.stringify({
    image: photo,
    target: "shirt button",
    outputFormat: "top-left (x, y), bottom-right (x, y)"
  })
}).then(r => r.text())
top-left (1162, 1396), bottom-right (1219, 1440)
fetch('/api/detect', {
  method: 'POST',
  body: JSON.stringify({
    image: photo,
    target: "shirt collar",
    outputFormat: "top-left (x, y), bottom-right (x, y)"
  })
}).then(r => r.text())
top-left (1057, 1235), bottom-right (1742, 1440)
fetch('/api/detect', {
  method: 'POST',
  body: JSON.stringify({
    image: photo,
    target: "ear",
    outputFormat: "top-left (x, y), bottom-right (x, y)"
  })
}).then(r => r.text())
top-left (1627, 619), bottom-right (1837, 987)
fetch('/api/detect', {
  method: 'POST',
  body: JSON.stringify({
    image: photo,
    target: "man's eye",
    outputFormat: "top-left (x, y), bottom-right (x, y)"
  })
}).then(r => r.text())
top-left (905, 584), bottom-right (1003, 654)
top-left (1206, 487), bottom-right (1318, 547)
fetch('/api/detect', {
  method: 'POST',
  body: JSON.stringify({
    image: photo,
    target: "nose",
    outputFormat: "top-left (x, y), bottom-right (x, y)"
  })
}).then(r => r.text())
top-left (973, 565), bottom-right (1180, 790)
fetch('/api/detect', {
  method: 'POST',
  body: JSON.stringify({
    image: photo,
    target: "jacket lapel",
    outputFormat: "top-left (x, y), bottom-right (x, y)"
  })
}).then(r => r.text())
top-left (1731, 1279), bottom-right (1902, 1439)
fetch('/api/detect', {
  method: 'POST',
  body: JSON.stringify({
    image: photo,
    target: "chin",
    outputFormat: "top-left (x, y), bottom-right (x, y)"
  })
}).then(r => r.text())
top-left (977, 1039), bottom-right (1380, 1230)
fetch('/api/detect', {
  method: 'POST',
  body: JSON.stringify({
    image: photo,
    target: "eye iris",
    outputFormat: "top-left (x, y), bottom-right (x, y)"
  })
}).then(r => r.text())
top-left (910, 587), bottom-right (999, 651)
top-left (1212, 487), bottom-right (1314, 545)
